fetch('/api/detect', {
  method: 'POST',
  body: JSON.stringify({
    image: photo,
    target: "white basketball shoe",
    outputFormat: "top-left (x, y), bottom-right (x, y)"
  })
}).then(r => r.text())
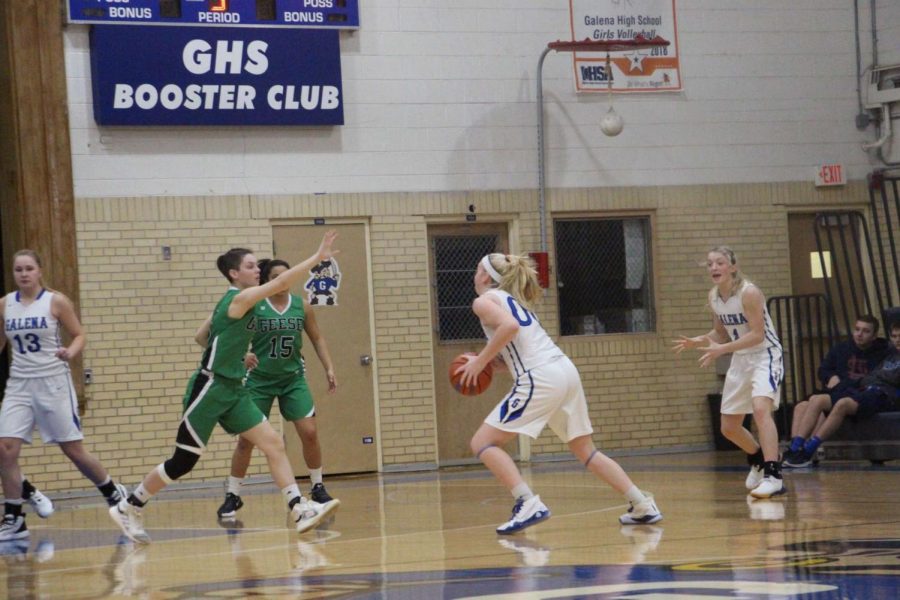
top-left (26, 489), bottom-right (54, 519)
top-left (745, 464), bottom-right (765, 490)
top-left (619, 497), bottom-right (663, 525)
top-left (496, 495), bottom-right (551, 535)
top-left (109, 501), bottom-right (151, 544)
top-left (292, 498), bottom-right (340, 534)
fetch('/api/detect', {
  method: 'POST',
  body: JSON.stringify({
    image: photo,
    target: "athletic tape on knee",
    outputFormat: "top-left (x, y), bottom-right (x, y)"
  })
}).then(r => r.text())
top-left (584, 449), bottom-right (600, 468)
top-left (475, 444), bottom-right (496, 459)
top-left (156, 463), bottom-right (173, 485)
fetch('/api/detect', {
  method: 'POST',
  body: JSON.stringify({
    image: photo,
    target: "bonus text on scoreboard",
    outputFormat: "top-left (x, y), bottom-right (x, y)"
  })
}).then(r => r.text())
top-left (68, 0), bottom-right (360, 29)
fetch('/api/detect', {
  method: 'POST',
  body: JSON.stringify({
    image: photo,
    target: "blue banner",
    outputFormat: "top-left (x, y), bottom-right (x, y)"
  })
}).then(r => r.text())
top-left (90, 25), bottom-right (344, 126)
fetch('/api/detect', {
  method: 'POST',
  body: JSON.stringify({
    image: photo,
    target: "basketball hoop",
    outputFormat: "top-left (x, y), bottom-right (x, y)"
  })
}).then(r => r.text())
top-left (536, 35), bottom-right (670, 252)
top-left (545, 34), bottom-right (670, 53)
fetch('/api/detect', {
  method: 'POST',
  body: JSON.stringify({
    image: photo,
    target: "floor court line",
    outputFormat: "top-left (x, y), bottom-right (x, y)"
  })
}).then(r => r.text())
top-left (4, 451), bottom-right (898, 599)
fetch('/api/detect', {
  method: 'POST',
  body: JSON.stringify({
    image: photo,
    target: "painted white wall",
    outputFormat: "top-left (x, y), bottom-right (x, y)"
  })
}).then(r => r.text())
top-left (65, 1), bottom-right (888, 198)
top-left (874, 0), bottom-right (900, 64)
top-left (870, 0), bottom-right (900, 163)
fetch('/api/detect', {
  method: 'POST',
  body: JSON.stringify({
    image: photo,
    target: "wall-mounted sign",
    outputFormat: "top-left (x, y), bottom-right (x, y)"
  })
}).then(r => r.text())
top-left (814, 164), bottom-right (846, 187)
top-left (569, 0), bottom-right (681, 92)
top-left (90, 25), bottom-right (344, 126)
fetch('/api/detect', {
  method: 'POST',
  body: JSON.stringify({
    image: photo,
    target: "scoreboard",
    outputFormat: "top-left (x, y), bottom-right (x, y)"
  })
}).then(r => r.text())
top-left (68, 0), bottom-right (359, 29)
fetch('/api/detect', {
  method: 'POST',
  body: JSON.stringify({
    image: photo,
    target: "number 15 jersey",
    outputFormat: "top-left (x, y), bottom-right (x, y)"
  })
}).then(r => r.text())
top-left (4, 290), bottom-right (67, 378)
top-left (249, 295), bottom-right (306, 379)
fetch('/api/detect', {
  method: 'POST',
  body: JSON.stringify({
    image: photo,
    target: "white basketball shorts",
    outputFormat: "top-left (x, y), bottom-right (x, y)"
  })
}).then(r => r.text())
top-left (485, 355), bottom-right (593, 442)
top-left (0, 373), bottom-right (83, 443)
top-left (721, 349), bottom-right (784, 415)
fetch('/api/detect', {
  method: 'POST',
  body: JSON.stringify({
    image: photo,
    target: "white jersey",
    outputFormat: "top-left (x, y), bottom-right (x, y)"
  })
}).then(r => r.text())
top-left (4, 290), bottom-right (68, 378)
top-left (710, 282), bottom-right (782, 356)
top-left (480, 290), bottom-right (564, 376)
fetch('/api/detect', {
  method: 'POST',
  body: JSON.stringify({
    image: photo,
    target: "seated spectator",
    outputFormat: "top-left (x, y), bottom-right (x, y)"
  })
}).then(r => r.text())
top-left (784, 320), bottom-right (900, 467)
top-left (786, 314), bottom-right (890, 456)
top-left (817, 314), bottom-right (889, 391)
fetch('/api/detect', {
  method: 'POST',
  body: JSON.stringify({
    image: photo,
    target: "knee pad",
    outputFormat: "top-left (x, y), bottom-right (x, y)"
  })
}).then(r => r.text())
top-left (162, 447), bottom-right (201, 481)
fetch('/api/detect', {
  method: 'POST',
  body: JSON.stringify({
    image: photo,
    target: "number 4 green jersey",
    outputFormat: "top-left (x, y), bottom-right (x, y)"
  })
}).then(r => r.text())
top-left (202, 287), bottom-right (257, 381)
top-left (249, 295), bottom-right (306, 379)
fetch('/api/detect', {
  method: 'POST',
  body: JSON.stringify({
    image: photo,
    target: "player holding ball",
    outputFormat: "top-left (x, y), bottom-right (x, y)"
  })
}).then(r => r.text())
top-left (449, 352), bottom-right (492, 395)
top-left (455, 253), bottom-right (662, 534)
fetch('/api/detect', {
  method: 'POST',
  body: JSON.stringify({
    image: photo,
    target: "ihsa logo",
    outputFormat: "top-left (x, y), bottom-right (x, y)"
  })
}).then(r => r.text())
top-left (580, 65), bottom-right (613, 82)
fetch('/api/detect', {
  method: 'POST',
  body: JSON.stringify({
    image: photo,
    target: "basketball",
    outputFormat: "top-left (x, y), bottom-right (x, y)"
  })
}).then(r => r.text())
top-left (449, 352), bottom-right (493, 396)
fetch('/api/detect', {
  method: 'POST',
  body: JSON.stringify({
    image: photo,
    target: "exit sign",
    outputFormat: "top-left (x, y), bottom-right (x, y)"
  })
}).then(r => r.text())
top-left (815, 164), bottom-right (846, 187)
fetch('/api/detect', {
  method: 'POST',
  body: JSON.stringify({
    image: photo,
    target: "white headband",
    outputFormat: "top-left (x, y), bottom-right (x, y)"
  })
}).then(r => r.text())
top-left (481, 255), bottom-right (502, 283)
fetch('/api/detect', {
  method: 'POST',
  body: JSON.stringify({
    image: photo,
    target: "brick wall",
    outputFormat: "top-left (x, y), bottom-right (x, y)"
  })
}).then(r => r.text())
top-left (15, 181), bottom-right (874, 493)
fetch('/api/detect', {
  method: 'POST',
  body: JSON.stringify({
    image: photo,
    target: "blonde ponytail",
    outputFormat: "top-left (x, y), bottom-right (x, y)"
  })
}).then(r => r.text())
top-left (484, 253), bottom-right (542, 310)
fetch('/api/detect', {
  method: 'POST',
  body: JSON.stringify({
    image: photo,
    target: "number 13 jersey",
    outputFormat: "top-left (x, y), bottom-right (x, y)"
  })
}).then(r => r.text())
top-left (4, 289), bottom-right (67, 378)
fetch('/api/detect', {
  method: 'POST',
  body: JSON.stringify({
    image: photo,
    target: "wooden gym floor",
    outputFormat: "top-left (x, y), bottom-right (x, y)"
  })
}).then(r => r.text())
top-left (1, 451), bottom-right (898, 599)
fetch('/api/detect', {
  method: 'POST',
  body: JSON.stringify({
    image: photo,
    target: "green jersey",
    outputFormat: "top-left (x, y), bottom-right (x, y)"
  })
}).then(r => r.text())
top-left (249, 294), bottom-right (306, 379)
top-left (201, 287), bottom-right (256, 381)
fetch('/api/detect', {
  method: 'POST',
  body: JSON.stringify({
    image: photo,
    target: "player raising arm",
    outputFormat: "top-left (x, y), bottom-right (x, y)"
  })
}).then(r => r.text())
top-left (109, 231), bottom-right (339, 544)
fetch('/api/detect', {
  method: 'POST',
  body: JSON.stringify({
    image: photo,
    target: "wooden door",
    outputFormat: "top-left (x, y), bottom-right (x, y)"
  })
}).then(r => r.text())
top-left (428, 223), bottom-right (515, 465)
top-left (788, 213), bottom-right (827, 297)
top-left (784, 213), bottom-right (838, 408)
top-left (273, 223), bottom-right (377, 475)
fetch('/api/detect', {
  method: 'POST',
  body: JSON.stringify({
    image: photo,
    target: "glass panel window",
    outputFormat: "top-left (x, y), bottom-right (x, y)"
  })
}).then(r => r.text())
top-left (554, 216), bottom-right (655, 336)
top-left (433, 235), bottom-right (498, 342)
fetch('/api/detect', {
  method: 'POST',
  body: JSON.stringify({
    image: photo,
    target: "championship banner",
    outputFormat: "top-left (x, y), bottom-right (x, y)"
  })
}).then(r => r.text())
top-left (90, 25), bottom-right (344, 126)
top-left (569, 0), bottom-right (681, 92)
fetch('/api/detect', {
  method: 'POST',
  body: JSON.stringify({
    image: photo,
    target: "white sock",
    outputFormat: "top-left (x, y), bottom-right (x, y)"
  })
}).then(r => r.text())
top-left (511, 482), bottom-right (534, 501)
top-left (624, 485), bottom-right (647, 505)
top-left (309, 468), bottom-right (323, 486)
top-left (282, 483), bottom-right (302, 508)
top-left (132, 484), bottom-right (153, 505)
top-left (227, 476), bottom-right (244, 496)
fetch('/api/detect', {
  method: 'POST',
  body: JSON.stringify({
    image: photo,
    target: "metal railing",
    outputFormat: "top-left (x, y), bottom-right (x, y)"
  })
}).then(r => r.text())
top-left (813, 210), bottom-right (886, 337)
top-left (767, 294), bottom-right (836, 433)
top-left (867, 170), bottom-right (899, 310)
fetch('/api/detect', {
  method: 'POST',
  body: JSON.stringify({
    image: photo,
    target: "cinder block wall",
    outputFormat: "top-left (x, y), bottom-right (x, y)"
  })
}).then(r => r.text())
top-left (14, 181), bottom-right (871, 493)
